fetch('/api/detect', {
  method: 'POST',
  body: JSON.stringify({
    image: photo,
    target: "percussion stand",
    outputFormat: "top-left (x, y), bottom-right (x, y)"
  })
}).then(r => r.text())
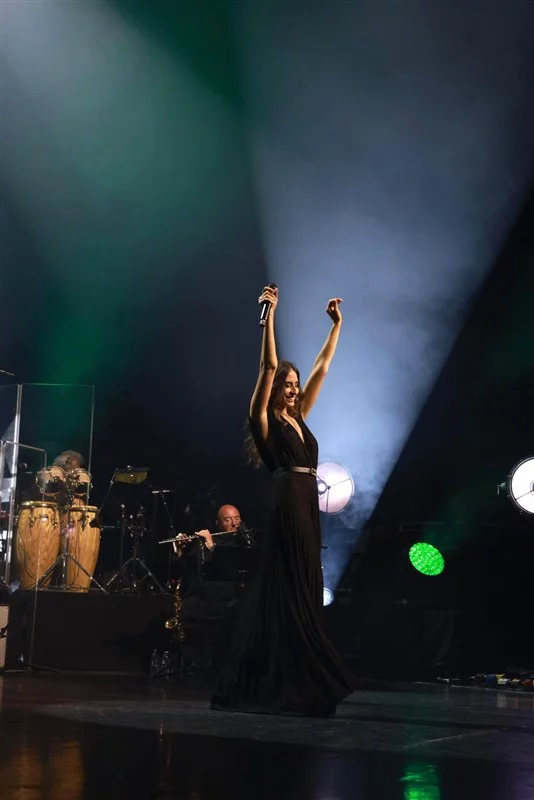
top-left (37, 487), bottom-right (107, 593)
top-left (104, 505), bottom-right (128, 591)
top-left (106, 510), bottom-right (164, 595)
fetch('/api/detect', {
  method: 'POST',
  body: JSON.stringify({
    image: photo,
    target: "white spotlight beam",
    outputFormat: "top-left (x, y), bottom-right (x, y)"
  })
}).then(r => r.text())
top-left (238, 3), bottom-right (534, 585)
top-left (1, 0), bottom-right (240, 285)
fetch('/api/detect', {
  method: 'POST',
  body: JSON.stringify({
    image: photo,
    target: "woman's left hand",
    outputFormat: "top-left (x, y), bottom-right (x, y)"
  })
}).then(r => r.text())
top-left (326, 298), bottom-right (343, 324)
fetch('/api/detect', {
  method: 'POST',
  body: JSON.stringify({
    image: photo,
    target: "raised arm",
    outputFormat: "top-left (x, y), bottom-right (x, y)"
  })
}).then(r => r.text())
top-left (249, 285), bottom-right (279, 441)
top-left (300, 298), bottom-right (343, 419)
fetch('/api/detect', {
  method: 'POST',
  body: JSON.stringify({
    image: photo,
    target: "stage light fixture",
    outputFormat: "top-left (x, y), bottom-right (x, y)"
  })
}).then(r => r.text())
top-left (316, 462), bottom-right (354, 514)
top-left (408, 543), bottom-right (445, 576)
top-left (323, 587), bottom-right (334, 606)
top-left (506, 457), bottom-right (534, 514)
top-left (317, 479), bottom-right (328, 496)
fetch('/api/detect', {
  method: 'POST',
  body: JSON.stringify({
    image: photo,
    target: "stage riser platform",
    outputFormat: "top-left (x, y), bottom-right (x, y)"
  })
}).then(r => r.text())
top-left (2, 590), bottom-right (173, 673)
top-left (1, 592), bottom-right (364, 676)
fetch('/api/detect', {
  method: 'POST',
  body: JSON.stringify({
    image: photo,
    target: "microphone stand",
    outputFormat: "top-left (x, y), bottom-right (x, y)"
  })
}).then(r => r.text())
top-left (118, 504), bottom-right (126, 573)
top-left (153, 488), bottom-right (177, 587)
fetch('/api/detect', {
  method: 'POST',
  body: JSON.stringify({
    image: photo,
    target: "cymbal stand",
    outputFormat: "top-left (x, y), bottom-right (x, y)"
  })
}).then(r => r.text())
top-left (97, 472), bottom-right (116, 522)
top-left (37, 484), bottom-right (106, 593)
top-left (106, 507), bottom-right (164, 594)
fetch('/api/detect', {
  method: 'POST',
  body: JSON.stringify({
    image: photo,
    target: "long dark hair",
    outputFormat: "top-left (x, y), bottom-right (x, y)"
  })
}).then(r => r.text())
top-left (245, 360), bottom-right (301, 468)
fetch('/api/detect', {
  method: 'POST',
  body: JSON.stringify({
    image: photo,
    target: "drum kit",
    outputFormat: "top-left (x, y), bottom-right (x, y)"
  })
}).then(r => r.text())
top-left (13, 465), bottom-right (105, 592)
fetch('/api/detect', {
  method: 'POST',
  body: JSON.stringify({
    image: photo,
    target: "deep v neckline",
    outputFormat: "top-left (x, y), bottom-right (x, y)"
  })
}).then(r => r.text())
top-left (281, 414), bottom-right (305, 445)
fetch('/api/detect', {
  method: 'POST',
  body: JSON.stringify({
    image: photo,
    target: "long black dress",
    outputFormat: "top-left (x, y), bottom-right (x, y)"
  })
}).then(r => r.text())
top-left (211, 407), bottom-right (355, 716)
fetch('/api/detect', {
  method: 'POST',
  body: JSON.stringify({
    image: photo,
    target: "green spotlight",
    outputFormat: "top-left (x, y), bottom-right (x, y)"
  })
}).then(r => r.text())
top-left (409, 543), bottom-right (445, 576)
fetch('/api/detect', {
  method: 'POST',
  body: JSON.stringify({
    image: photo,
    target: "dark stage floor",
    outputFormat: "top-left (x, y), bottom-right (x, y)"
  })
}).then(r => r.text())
top-left (2, 673), bottom-right (534, 799)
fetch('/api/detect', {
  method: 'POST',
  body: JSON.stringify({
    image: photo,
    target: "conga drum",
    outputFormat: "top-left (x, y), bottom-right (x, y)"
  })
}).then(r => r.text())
top-left (15, 502), bottom-right (61, 588)
top-left (63, 505), bottom-right (101, 592)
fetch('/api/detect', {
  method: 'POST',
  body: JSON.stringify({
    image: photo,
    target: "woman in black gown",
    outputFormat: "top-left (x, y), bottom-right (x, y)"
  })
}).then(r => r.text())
top-left (211, 285), bottom-right (355, 716)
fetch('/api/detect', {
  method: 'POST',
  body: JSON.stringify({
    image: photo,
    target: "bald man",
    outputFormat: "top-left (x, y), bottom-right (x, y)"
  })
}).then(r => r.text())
top-left (216, 505), bottom-right (242, 535)
top-left (174, 504), bottom-right (250, 677)
top-left (194, 504), bottom-right (244, 551)
top-left (173, 504), bottom-right (244, 556)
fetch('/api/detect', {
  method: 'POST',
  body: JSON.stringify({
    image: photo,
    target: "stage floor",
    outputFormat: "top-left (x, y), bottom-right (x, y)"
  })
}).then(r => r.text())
top-left (1, 673), bottom-right (534, 799)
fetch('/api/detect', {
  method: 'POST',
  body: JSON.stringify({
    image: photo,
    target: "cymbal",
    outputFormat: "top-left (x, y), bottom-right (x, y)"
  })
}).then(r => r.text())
top-left (114, 466), bottom-right (149, 485)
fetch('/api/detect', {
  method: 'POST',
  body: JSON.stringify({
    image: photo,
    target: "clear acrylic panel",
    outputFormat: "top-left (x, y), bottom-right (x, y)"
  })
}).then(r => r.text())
top-left (0, 384), bottom-right (22, 583)
top-left (0, 383), bottom-right (95, 668)
top-left (18, 384), bottom-right (95, 476)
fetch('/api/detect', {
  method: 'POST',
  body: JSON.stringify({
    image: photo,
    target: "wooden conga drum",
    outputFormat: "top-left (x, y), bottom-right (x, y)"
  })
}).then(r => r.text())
top-left (62, 505), bottom-right (101, 592)
top-left (15, 501), bottom-right (60, 588)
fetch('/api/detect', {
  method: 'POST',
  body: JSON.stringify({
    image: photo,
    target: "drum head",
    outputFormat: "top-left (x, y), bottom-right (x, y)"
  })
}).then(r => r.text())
top-left (508, 456), bottom-right (534, 513)
top-left (20, 501), bottom-right (58, 510)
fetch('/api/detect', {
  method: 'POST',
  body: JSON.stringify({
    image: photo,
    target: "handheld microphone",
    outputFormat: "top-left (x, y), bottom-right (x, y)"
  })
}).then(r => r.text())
top-left (259, 283), bottom-right (277, 327)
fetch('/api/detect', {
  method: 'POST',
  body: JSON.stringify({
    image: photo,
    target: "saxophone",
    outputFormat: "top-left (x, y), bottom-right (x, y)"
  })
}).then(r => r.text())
top-left (165, 578), bottom-right (185, 642)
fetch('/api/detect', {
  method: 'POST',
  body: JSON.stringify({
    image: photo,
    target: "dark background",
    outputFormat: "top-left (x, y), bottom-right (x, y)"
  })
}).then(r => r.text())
top-left (2, 0), bottom-right (534, 673)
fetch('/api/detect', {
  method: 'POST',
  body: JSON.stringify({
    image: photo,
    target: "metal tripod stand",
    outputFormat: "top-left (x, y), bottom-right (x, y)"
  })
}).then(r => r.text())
top-left (37, 499), bottom-right (106, 592)
top-left (106, 507), bottom-right (164, 594)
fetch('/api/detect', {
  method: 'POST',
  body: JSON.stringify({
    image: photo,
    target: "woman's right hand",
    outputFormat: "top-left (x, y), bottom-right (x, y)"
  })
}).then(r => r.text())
top-left (258, 285), bottom-right (278, 312)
